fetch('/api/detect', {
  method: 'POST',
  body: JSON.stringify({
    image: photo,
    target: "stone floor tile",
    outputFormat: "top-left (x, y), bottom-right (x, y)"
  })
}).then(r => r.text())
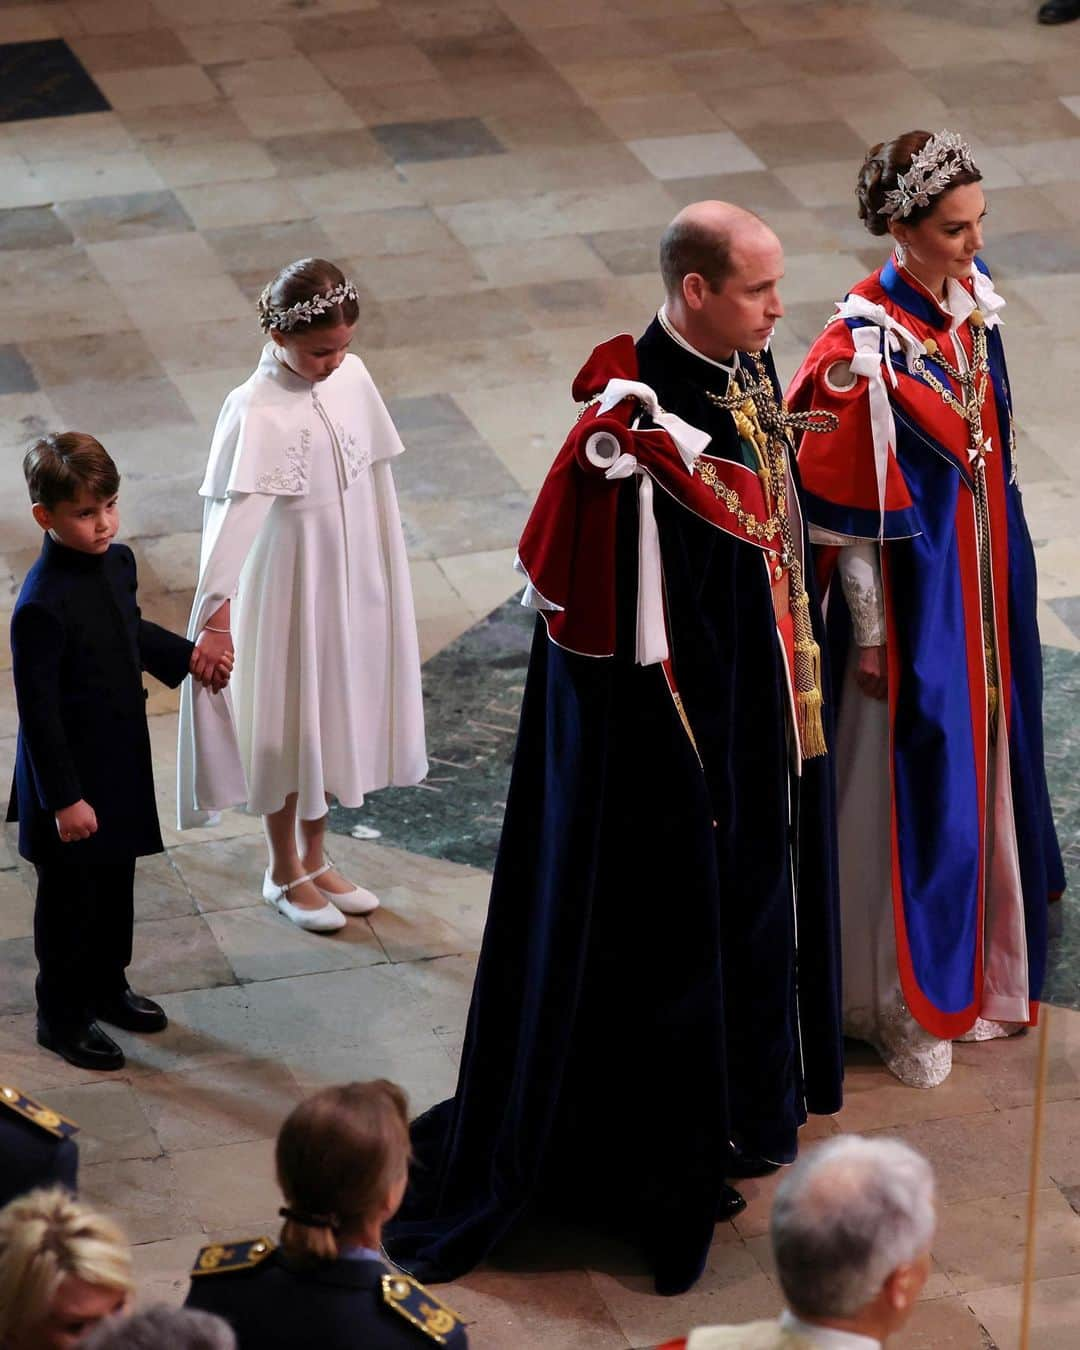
top-left (31, 153), bottom-right (169, 206)
top-left (231, 89), bottom-right (363, 139)
top-left (53, 187), bottom-right (193, 242)
top-left (593, 1231), bottom-right (780, 1347)
top-left (776, 158), bottom-right (869, 209)
top-left (67, 1), bottom-right (160, 37)
top-left (128, 913), bottom-right (236, 997)
top-left (832, 1057), bottom-right (997, 1133)
top-left (560, 57), bottom-right (689, 106)
top-left (436, 181), bottom-right (677, 249)
top-left (259, 127), bottom-right (388, 177)
top-left (454, 377), bottom-right (571, 493)
top-left (284, 1038), bottom-right (459, 1117)
top-left (94, 62), bottom-right (218, 110)
top-left (0, 869), bottom-right (34, 942)
top-left (49, 375), bottom-right (195, 435)
top-left (286, 166), bottom-right (423, 215)
top-left (0, 936), bottom-right (36, 1015)
top-left (177, 21), bottom-right (297, 65)
top-left (372, 115), bottom-right (506, 164)
top-left (132, 1056), bottom-right (302, 1154)
top-left (627, 130), bottom-right (764, 179)
top-left (706, 81), bottom-right (833, 133)
top-left (365, 870), bottom-right (489, 963)
top-left (20, 328), bottom-right (164, 387)
top-left (145, 138), bottom-right (280, 189)
top-left (205, 53), bottom-right (330, 103)
top-left (448, 1267), bottom-right (631, 1349)
top-left (664, 170), bottom-right (804, 214)
top-left (998, 137), bottom-right (1080, 186)
top-left (739, 118), bottom-right (868, 170)
top-left (124, 273), bottom-right (251, 328)
top-left (485, 103), bottom-right (616, 150)
top-left (133, 854), bottom-right (198, 923)
top-left (890, 1296), bottom-right (990, 1349)
top-left (119, 101), bottom-right (254, 147)
top-left (345, 77), bottom-right (467, 128)
top-left (354, 246), bottom-right (487, 302)
top-left (375, 288), bottom-right (530, 349)
top-left (0, 203), bottom-right (74, 250)
top-left (436, 548), bottom-right (519, 620)
top-left (967, 1274), bottom-right (1080, 1350)
top-left (400, 489), bottom-right (532, 559)
top-left (283, 10), bottom-right (405, 54)
top-left (43, 1078), bottom-right (161, 1165)
top-left (173, 178), bottom-right (309, 232)
top-left (318, 204), bottom-right (458, 258)
top-left (129, 1233), bottom-right (206, 1308)
top-left (0, 345), bottom-right (39, 395)
top-left (203, 905), bottom-right (386, 983)
top-left (81, 1154), bottom-right (202, 1244)
top-left (310, 41), bottom-right (443, 91)
top-left (874, 1109), bottom-right (1046, 1206)
top-left (69, 27), bottom-right (190, 72)
top-left (933, 1188), bottom-right (1080, 1295)
top-left (86, 229), bottom-right (225, 284)
top-left (166, 1136), bottom-right (280, 1233)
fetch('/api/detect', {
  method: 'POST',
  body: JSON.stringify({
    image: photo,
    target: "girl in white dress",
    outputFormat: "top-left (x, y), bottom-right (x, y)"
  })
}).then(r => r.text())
top-left (178, 258), bottom-right (427, 931)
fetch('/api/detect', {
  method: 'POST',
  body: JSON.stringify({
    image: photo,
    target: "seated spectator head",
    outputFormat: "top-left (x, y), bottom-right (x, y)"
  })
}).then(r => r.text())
top-left (770, 1136), bottom-right (936, 1341)
top-left (80, 1305), bottom-right (236, 1350)
top-left (0, 1188), bottom-right (133, 1349)
top-left (275, 1080), bottom-right (411, 1267)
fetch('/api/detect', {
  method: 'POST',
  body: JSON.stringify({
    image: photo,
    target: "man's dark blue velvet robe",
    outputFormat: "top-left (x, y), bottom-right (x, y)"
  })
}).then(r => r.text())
top-left (384, 320), bottom-right (843, 1289)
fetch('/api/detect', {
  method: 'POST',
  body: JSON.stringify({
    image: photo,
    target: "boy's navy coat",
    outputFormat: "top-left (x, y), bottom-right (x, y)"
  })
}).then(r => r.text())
top-left (8, 534), bottom-right (193, 864)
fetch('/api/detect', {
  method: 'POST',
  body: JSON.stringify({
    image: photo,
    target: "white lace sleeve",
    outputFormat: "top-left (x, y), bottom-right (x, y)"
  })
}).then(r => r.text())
top-left (837, 541), bottom-right (885, 647)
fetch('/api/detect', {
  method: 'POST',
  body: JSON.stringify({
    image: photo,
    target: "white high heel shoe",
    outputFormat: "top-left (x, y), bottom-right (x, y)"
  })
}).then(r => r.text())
top-left (262, 867), bottom-right (346, 933)
top-left (313, 855), bottom-right (380, 916)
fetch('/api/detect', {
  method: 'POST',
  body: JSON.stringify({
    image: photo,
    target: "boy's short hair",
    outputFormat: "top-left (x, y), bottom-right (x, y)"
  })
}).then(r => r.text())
top-left (23, 432), bottom-right (120, 511)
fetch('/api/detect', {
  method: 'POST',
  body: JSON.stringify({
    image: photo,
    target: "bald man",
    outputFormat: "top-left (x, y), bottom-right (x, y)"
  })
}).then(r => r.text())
top-left (385, 203), bottom-right (844, 1298)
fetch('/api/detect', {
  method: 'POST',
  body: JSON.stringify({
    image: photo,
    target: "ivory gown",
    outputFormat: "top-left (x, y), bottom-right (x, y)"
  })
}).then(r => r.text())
top-left (177, 345), bottom-right (427, 829)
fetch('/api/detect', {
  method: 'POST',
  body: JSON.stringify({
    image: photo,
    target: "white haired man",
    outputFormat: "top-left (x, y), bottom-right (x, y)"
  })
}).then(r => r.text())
top-left (671, 1136), bottom-right (936, 1348)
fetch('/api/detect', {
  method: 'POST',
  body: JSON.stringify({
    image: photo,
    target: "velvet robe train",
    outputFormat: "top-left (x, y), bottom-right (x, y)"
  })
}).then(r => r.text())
top-left (383, 322), bottom-right (843, 1286)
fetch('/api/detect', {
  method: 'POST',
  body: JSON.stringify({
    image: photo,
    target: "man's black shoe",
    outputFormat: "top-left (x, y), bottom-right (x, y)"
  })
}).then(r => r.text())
top-left (95, 988), bottom-right (168, 1034)
top-left (37, 1020), bottom-right (125, 1071)
top-left (1037, 0), bottom-right (1080, 23)
top-left (716, 1182), bottom-right (748, 1221)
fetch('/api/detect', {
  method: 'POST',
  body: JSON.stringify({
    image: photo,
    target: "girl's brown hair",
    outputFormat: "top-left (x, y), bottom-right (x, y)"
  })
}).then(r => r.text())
top-left (23, 432), bottom-right (120, 510)
top-left (275, 1080), bottom-right (410, 1266)
top-left (856, 130), bottom-right (983, 237)
top-left (257, 257), bottom-right (360, 334)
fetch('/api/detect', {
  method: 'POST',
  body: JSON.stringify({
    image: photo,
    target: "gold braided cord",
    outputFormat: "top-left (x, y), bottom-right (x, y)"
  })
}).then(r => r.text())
top-left (701, 356), bottom-right (833, 759)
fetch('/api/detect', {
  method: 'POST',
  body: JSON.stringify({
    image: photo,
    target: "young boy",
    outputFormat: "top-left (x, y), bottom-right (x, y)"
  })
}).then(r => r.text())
top-left (8, 433), bottom-right (230, 1072)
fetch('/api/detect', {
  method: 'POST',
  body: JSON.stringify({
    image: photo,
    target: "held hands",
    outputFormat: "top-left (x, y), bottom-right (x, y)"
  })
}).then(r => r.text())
top-left (855, 644), bottom-right (888, 701)
top-left (56, 799), bottom-right (98, 844)
top-left (190, 629), bottom-right (234, 694)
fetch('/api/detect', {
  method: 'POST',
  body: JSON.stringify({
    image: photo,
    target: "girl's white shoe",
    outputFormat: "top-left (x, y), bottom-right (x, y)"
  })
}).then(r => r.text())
top-left (262, 867), bottom-right (346, 933)
top-left (314, 856), bottom-right (380, 915)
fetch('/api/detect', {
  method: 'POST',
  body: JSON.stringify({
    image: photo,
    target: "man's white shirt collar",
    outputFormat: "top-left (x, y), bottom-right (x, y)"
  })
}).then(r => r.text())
top-left (780, 1310), bottom-right (881, 1349)
top-left (657, 304), bottom-right (741, 377)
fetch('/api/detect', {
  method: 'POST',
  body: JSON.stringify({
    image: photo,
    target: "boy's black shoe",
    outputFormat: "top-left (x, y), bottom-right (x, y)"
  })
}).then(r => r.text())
top-left (95, 987), bottom-right (168, 1034)
top-left (725, 1147), bottom-right (781, 1180)
top-left (716, 1181), bottom-right (748, 1220)
top-left (38, 1020), bottom-right (125, 1071)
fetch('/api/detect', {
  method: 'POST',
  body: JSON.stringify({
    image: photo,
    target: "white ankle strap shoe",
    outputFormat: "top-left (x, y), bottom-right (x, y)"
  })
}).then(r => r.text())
top-left (262, 867), bottom-right (346, 933)
top-left (314, 855), bottom-right (380, 915)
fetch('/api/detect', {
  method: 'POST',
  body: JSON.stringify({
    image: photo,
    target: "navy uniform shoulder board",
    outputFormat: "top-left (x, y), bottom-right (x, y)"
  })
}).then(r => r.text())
top-left (190, 1237), bottom-right (275, 1277)
top-left (381, 1272), bottom-right (464, 1345)
top-left (0, 1085), bottom-right (79, 1140)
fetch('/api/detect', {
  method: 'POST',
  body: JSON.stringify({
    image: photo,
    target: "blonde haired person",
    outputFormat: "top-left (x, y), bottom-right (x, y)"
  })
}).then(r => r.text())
top-left (185, 1081), bottom-right (466, 1349)
top-left (0, 1187), bottom-right (133, 1349)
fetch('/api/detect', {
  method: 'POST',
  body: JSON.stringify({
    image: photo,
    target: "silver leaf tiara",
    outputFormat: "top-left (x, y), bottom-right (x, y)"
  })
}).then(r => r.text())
top-left (878, 131), bottom-right (977, 221)
top-left (259, 280), bottom-right (359, 333)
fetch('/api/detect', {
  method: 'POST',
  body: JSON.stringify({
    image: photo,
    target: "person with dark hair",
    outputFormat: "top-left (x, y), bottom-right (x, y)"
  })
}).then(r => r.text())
top-left (382, 201), bottom-right (844, 1297)
top-left (9, 434), bottom-right (221, 1071)
top-left (788, 131), bottom-right (1063, 1088)
top-left (81, 1305), bottom-right (236, 1350)
top-left (184, 1081), bottom-right (466, 1348)
top-left (177, 258), bottom-right (427, 930)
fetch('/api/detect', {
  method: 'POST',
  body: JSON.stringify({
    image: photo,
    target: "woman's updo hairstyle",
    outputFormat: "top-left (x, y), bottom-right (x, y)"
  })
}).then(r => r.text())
top-left (856, 131), bottom-right (982, 236)
top-left (275, 1080), bottom-right (410, 1267)
top-left (257, 257), bottom-right (360, 334)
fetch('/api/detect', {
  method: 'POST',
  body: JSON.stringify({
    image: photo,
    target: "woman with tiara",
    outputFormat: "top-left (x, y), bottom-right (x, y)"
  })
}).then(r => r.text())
top-left (788, 131), bottom-right (1064, 1087)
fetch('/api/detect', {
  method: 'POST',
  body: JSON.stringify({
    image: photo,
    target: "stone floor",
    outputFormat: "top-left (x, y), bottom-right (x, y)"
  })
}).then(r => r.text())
top-left (1, 0), bottom-right (1080, 1346)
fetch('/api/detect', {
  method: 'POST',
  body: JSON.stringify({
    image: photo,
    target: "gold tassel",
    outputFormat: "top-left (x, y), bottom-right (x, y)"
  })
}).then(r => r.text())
top-left (797, 685), bottom-right (828, 759)
top-left (791, 582), bottom-right (828, 759)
